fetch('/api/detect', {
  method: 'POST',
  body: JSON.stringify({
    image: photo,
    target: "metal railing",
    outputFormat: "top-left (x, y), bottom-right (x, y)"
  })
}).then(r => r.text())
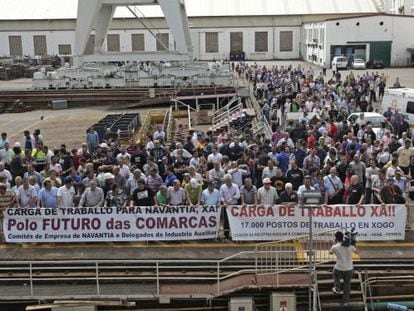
top-left (247, 82), bottom-right (273, 138)
top-left (211, 98), bottom-right (242, 127)
top-left (255, 229), bottom-right (337, 275)
top-left (362, 275), bottom-right (414, 311)
top-left (0, 231), bottom-right (337, 301)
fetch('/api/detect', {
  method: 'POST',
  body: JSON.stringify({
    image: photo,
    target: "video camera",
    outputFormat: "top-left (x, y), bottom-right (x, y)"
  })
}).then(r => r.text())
top-left (342, 228), bottom-right (358, 247)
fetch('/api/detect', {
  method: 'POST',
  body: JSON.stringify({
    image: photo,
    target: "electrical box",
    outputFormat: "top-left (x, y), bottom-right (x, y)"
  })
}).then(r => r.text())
top-left (52, 99), bottom-right (68, 110)
top-left (51, 306), bottom-right (97, 311)
top-left (270, 292), bottom-right (296, 311)
top-left (228, 297), bottom-right (255, 311)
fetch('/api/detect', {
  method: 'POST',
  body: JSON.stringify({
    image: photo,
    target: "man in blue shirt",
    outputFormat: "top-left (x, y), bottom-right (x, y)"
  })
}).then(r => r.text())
top-left (38, 180), bottom-right (58, 208)
top-left (276, 146), bottom-right (290, 174)
top-left (201, 181), bottom-right (223, 206)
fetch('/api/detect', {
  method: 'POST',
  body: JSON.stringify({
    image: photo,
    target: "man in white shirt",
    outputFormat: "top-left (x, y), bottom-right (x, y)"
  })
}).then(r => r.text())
top-left (257, 178), bottom-right (278, 205)
top-left (57, 176), bottom-right (76, 208)
top-left (297, 175), bottom-right (315, 198)
top-left (329, 231), bottom-right (358, 306)
top-left (219, 174), bottom-right (240, 205)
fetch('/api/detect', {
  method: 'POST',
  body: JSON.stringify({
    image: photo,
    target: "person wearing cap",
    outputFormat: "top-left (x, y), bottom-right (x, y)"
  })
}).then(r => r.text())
top-left (185, 178), bottom-right (202, 206)
top-left (57, 176), bottom-right (75, 208)
top-left (79, 180), bottom-right (104, 207)
top-left (258, 177), bottom-right (278, 205)
top-left (86, 126), bottom-right (99, 154)
top-left (37, 180), bottom-right (58, 208)
top-left (202, 181), bottom-right (223, 206)
top-left (397, 139), bottom-right (413, 175)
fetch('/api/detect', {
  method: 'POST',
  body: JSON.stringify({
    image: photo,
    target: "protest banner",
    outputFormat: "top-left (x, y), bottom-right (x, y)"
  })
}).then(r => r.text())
top-left (3, 205), bottom-right (221, 243)
top-left (226, 204), bottom-right (406, 241)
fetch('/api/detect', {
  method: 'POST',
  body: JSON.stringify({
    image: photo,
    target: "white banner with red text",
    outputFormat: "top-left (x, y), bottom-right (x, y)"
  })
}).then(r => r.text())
top-left (3, 206), bottom-right (221, 243)
top-left (226, 204), bottom-right (406, 241)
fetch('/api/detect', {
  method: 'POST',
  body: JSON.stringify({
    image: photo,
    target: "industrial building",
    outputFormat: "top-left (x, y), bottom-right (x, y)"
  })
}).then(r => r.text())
top-left (0, 0), bottom-right (413, 67)
top-left (303, 14), bottom-right (414, 67)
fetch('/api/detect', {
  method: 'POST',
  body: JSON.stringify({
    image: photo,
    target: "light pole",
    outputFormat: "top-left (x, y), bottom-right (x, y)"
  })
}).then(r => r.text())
top-left (301, 190), bottom-right (323, 311)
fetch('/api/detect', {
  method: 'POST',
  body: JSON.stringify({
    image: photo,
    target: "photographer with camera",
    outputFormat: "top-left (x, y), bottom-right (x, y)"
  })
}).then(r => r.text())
top-left (329, 230), bottom-right (359, 306)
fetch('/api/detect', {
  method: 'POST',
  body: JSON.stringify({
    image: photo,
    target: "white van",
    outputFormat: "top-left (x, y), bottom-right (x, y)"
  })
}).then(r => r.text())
top-left (331, 56), bottom-right (348, 70)
top-left (382, 88), bottom-right (414, 125)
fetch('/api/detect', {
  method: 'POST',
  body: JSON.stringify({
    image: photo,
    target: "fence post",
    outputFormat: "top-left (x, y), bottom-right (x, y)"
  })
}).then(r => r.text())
top-left (95, 262), bottom-right (100, 296)
top-left (29, 262), bottom-right (33, 297)
top-left (217, 262), bottom-right (220, 296)
top-left (156, 261), bottom-right (160, 297)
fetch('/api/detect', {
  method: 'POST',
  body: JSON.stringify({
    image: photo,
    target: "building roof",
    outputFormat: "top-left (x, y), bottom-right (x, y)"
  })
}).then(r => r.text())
top-left (0, 0), bottom-right (381, 20)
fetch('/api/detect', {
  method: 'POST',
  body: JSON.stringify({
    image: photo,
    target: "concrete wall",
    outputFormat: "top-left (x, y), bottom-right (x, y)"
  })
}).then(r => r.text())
top-left (302, 15), bottom-right (414, 67)
top-left (0, 26), bottom-right (301, 60)
top-left (324, 15), bottom-right (414, 66)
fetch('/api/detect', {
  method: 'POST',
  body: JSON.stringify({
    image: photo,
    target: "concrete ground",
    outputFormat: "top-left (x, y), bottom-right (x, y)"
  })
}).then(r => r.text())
top-left (0, 106), bottom-right (166, 150)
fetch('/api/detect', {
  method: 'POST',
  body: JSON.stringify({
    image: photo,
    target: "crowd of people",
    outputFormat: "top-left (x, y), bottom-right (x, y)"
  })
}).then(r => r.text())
top-left (0, 62), bottom-right (412, 242)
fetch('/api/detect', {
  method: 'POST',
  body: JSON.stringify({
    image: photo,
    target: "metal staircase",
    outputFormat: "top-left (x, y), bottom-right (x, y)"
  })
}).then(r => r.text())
top-left (315, 268), bottom-right (367, 310)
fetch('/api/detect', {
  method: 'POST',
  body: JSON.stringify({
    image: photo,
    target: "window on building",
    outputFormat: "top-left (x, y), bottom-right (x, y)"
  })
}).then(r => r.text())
top-left (313, 29), bottom-right (318, 42)
top-left (9, 36), bottom-right (23, 56)
top-left (107, 34), bottom-right (120, 52)
top-left (406, 101), bottom-right (414, 114)
top-left (319, 29), bottom-right (324, 48)
top-left (84, 35), bottom-right (95, 55)
top-left (58, 44), bottom-right (72, 55)
top-left (131, 34), bottom-right (145, 51)
top-left (156, 33), bottom-right (169, 51)
top-left (205, 32), bottom-right (219, 53)
top-left (255, 32), bottom-right (268, 52)
top-left (33, 35), bottom-right (47, 56)
top-left (280, 31), bottom-right (293, 52)
top-left (230, 32), bottom-right (243, 53)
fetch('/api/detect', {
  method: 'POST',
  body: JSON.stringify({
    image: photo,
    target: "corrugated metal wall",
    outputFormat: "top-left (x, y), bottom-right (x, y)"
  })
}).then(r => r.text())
top-left (131, 34), bottom-right (145, 51)
top-left (107, 34), bottom-right (120, 52)
top-left (8, 35), bottom-right (23, 56)
top-left (255, 32), bottom-right (268, 52)
top-left (205, 32), bottom-right (218, 53)
top-left (280, 31), bottom-right (293, 51)
top-left (230, 32), bottom-right (243, 53)
top-left (156, 33), bottom-right (169, 51)
top-left (33, 35), bottom-right (47, 56)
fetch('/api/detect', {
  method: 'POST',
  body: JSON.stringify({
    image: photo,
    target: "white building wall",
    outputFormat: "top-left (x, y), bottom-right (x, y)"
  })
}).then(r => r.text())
top-left (0, 26), bottom-right (301, 60)
top-left (273, 26), bottom-right (301, 59)
top-left (325, 15), bottom-right (414, 66)
top-left (302, 23), bottom-right (326, 65)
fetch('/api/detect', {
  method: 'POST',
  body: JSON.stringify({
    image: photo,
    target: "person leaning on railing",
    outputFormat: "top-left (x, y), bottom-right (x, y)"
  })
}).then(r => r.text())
top-left (0, 182), bottom-right (16, 243)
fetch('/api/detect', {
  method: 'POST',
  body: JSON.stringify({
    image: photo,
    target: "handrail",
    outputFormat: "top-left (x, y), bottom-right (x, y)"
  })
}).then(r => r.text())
top-left (171, 99), bottom-right (198, 112)
top-left (212, 96), bottom-right (240, 117)
top-left (212, 102), bottom-right (243, 126)
top-left (187, 105), bottom-right (192, 130)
